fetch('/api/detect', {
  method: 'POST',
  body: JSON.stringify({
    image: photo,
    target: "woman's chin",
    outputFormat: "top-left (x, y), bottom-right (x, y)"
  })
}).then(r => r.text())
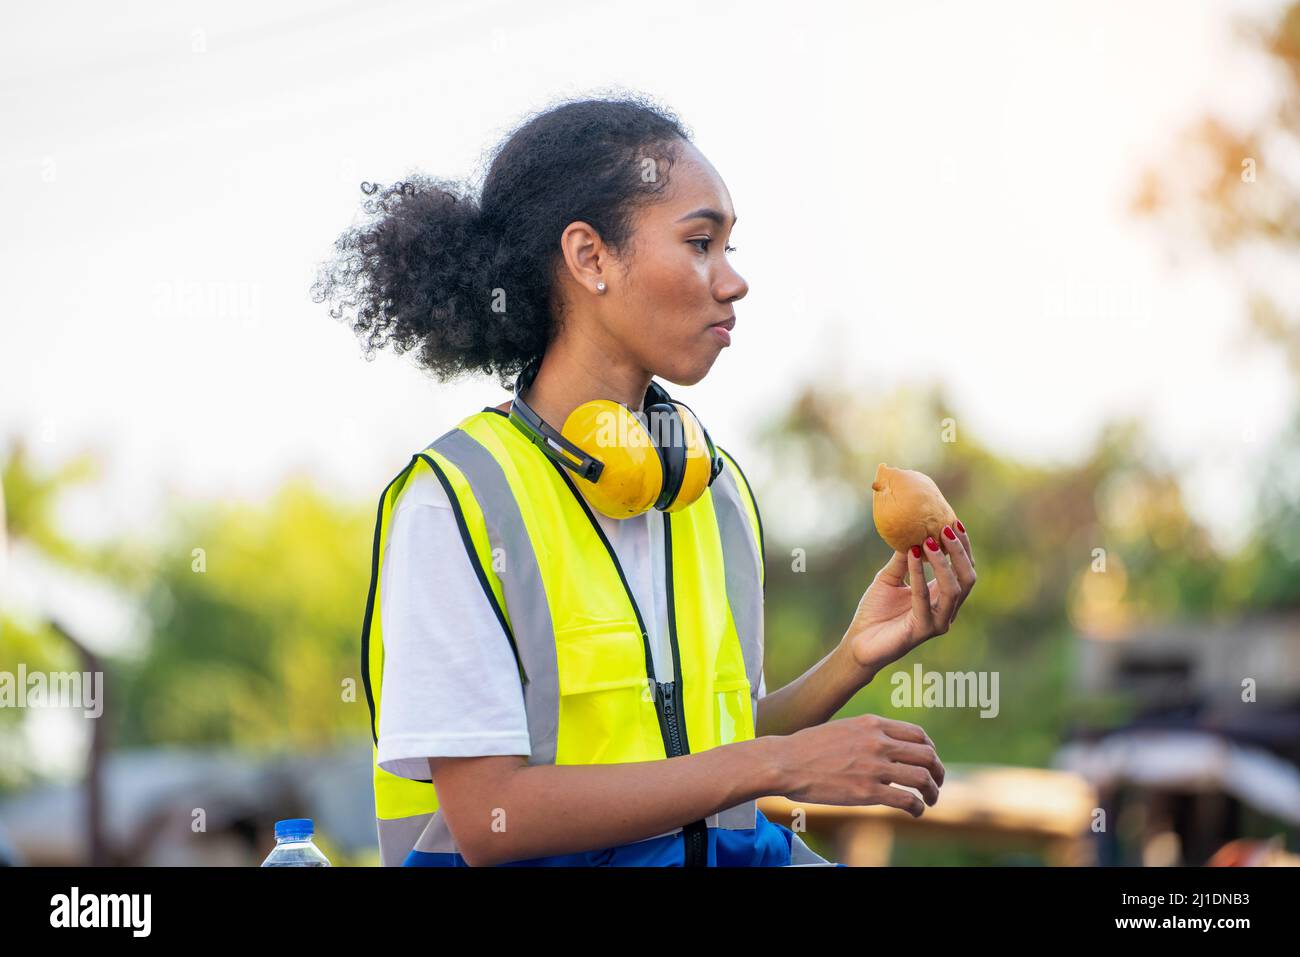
top-left (657, 355), bottom-right (717, 387)
top-left (655, 348), bottom-right (728, 384)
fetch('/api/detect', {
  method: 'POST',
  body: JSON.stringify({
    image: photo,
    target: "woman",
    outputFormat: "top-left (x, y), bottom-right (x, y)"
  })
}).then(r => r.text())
top-left (314, 94), bottom-right (976, 867)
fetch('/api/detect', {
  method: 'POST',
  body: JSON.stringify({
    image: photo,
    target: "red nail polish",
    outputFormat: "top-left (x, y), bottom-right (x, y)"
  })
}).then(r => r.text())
top-left (943, 526), bottom-right (956, 540)
top-left (955, 519), bottom-right (965, 534)
top-left (926, 537), bottom-right (939, 551)
top-left (911, 545), bottom-right (922, 558)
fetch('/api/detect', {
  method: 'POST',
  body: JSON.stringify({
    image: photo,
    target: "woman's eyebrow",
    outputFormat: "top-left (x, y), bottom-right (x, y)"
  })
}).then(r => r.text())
top-left (676, 207), bottom-right (738, 228)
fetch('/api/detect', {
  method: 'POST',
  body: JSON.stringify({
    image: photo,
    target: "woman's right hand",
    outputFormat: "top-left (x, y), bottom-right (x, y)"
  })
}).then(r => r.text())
top-left (773, 714), bottom-right (944, 817)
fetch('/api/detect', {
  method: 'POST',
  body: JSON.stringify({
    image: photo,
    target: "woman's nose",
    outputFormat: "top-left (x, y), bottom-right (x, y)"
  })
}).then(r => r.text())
top-left (717, 266), bottom-right (748, 303)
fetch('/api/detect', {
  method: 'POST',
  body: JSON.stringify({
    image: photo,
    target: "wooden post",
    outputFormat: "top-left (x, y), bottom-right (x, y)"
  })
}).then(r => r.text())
top-left (47, 617), bottom-right (108, 867)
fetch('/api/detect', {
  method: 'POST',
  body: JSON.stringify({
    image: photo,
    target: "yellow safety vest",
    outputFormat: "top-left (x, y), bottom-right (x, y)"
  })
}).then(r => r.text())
top-left (361, 405), bottom-right (776, 866)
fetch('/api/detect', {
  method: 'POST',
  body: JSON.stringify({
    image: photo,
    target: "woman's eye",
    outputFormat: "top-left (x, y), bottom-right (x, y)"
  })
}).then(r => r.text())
top-left (689, 239), bottom-right (738, 254)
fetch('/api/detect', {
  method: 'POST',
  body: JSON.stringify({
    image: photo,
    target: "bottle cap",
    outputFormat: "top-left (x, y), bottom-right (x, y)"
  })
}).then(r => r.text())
top-left (274, 818), bottom-right (314, 841)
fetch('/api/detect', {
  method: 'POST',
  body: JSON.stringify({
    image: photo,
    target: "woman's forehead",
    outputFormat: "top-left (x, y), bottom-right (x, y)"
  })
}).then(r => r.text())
top-left (654, 159), bottom-right (735, 225)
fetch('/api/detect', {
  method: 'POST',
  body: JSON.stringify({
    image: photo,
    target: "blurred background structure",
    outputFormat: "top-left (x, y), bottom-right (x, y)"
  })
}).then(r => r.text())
top-left (3, 0), bottom-right (1299, 865)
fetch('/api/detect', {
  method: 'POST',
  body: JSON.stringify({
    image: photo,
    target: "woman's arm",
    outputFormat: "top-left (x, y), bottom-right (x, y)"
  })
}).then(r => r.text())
top-left (755, 641), bottom-right (877, 738)
top-left (431, 707), bottom-right (947, 866)
top-left (430, 737), bottom-right (785, 867)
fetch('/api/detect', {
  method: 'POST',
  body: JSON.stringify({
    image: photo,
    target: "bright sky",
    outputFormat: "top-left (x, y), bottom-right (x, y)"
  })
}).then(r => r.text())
top-left (2, 0), bottom-right (1294, 568)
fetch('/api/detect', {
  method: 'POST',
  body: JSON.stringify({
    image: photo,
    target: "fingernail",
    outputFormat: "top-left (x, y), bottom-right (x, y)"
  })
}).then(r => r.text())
top-left (926, 537), bottom-right (939, 551)
top-left (911, 545), bottom-right (922, 558)
top-left (943, 526), bottom-right (956, 540)
top-left (955, 519), bottom-right (965, 534)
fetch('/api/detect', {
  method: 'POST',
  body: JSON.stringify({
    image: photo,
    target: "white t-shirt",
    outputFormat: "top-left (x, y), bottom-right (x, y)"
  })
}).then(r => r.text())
top-left (375, 464), bottom-right (766, 781)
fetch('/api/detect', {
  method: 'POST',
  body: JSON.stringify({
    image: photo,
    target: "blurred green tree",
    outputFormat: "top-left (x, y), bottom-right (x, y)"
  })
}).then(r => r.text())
top-left (1131, 1), bottom-right (1300, 610)
top-left (0, 440), bottom-right (115, 794)
top-left (112, 478), bottom-right (373, 752)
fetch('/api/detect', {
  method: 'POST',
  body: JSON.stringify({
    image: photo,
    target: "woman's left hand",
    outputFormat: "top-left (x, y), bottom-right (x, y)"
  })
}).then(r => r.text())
top-left (841, 522), bottom-right (977, 676)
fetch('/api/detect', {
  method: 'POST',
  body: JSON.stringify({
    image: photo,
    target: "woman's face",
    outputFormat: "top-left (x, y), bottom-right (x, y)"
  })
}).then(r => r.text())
top-left (599, 141), bottom-right (749, 386)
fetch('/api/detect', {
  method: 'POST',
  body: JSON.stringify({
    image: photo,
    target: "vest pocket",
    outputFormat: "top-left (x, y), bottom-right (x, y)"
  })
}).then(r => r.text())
top-left (554, 622), bottom-right (656, 765)
top-left (554, 622), bottom-right (648, 695)
top-left (712, 677), bottom-right (754, 746)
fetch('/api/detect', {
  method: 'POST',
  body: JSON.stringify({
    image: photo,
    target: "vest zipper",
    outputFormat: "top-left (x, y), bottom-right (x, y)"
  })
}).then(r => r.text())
top-left (544, 460), bottom-right (709, 866)
top-left (654, 678), bottom-right (707, 866)
top-left (662, 513), bottom-right (709, 867)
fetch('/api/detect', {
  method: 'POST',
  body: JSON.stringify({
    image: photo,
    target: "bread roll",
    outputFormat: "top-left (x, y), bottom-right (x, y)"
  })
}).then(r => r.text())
top-left (871, 463), bottom-right (957, 553)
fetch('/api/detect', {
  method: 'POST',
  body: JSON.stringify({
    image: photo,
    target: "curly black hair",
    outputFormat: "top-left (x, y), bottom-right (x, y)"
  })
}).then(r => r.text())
top-left (311, 92), bottom-right (694, 390)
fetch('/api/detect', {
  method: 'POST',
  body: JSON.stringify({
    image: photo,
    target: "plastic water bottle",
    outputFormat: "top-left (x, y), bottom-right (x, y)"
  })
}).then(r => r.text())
top-left (261, 818), bottom-right (331, 866)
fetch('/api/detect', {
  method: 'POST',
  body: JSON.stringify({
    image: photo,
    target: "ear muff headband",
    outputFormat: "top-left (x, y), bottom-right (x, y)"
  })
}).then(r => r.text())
top-left (639, 381), bottom-right (723, 510)
top-left (658, 400), bottom-right (721, 513)
top-left (671, 397), bottom-right (724, 486)
top-left (508, 359), bottom-right (605, 483)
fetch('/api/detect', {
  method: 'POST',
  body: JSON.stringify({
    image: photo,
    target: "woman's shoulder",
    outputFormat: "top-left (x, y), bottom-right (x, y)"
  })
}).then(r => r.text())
top-left (394, 401), bottom-right (513, 515)
top-left (394, 462), bottom-right (453, 513)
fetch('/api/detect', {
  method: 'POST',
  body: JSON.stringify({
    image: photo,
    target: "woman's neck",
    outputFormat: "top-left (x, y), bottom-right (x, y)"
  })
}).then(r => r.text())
top-left (508, 345), bottom-right (653, 426)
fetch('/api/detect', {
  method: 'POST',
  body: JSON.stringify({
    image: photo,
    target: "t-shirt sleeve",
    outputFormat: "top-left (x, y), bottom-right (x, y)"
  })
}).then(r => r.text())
top-left (375, 473), bottom-right (531, 780)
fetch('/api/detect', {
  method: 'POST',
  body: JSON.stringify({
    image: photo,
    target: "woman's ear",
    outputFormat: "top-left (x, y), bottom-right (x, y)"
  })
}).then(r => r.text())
top-left (557, 220), bottom-right (610, 296)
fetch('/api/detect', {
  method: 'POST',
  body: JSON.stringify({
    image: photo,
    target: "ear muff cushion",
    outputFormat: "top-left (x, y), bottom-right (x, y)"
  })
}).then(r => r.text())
top-left (643, 402), bottom-right (686, 510)
top-left (561, 399), bottom-right (664, 518)
top-left (665, 404), bottom-right (714, 513)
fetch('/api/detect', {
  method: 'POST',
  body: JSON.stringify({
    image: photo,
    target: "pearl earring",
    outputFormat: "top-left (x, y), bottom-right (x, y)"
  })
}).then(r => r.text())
top-left (595, 281), bottom-right (606, 293)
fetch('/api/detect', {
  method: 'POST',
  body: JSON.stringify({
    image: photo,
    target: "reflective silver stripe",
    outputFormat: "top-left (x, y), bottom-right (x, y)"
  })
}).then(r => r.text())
top-left (707, 462), bottom-right (765, 831)
top-left (716, 802), bottom-right (757, 829)
top-left (430, 429), bottom-right (561, 767)
top-left (789, 832), bottom-right (834, 865)
top-left (392, 810), bottom-right (800, 863)
top-left (648, 803), bottom-right (755, 838)
top-left (411, 809), bottom-right (459, 855)
top-left (378, 812), bottom-right (434, 867)
top-left (710, 462), bottom-right (764, 698)
top-left (404, 811), bottom-right (767, 857)
top-left (396, 811), bottom-right (769, 863)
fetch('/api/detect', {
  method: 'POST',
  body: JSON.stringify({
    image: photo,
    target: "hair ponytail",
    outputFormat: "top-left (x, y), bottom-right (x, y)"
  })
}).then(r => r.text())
top-left (312, 174), bottom-right (539, 386)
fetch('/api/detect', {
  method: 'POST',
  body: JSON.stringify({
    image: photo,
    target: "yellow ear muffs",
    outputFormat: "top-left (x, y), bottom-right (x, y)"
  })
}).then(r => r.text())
top-left (506, 356), bottom-right (723, 520)
top-left (560, 399), bottom-right (665, 519)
